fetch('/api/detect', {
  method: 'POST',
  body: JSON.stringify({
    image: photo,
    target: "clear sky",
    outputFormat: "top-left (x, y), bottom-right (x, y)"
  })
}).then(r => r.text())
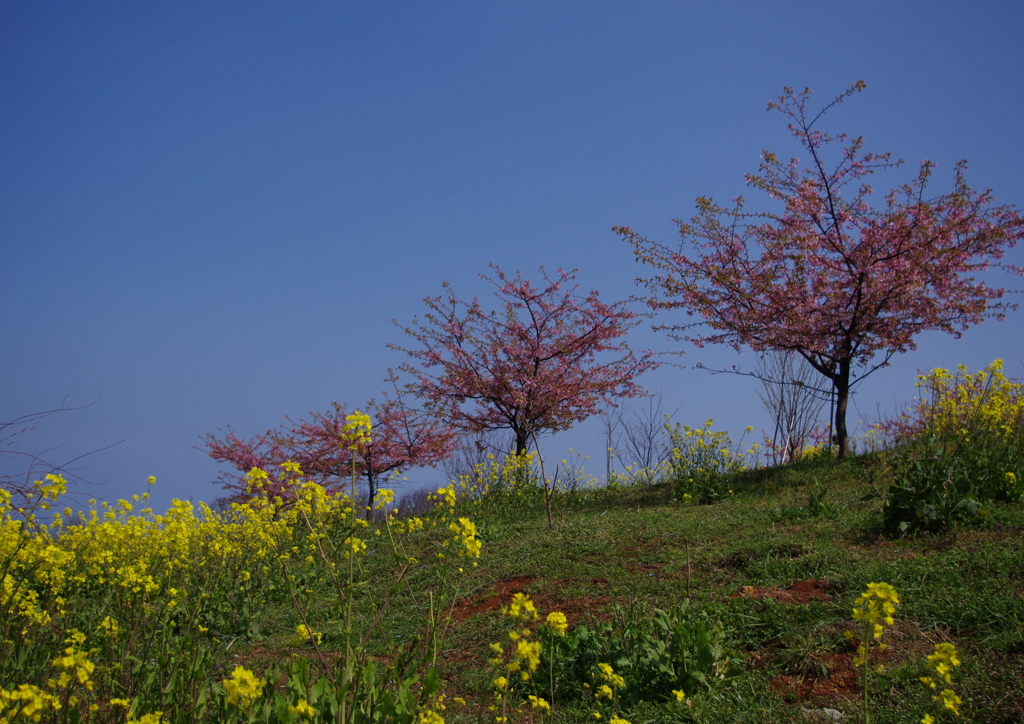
top-left (3, 1), bottom-right (1023, 510)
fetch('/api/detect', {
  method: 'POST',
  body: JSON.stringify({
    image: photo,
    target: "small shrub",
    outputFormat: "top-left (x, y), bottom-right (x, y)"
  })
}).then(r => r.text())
top-left (664, 419), bottom-right (758, 504)
top-left (451, 450), bottom-right (547, 513)
top-left (534, 600), bottom-right (742, 705)
top-left (881, 360), bottom-right (1024, 534)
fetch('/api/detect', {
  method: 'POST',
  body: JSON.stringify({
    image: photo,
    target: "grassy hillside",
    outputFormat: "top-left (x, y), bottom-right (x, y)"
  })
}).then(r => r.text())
top-left (4, 426), bottom-right (1023, 722)
top-left (372, 455), bottom-right (1024, 723)
top-left (218, 456), bottom-right (1024, 720)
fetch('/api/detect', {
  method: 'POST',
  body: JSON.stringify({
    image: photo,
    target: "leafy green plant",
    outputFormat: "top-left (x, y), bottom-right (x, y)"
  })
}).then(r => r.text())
top-left (881, 360), bottom-right (1024, 534)
top-left (535, 600), bottom-right (741, 706)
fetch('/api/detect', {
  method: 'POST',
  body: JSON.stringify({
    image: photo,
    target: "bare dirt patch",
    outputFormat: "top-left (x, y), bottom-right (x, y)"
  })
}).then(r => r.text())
top-left (736, 578), bottom-right (835, 604)
top-left (452, 577), bottom-right (614, 625)
top-left (770, 652), bottom-right (861, 701)
top-left (452, 576), bottom-right (535, 622)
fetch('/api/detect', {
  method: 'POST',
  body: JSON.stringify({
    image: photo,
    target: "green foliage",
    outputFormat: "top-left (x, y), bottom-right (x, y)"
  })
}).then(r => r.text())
top-left (881, 360), bottom-right (1024, 534)
top-left (535, 601), bottom-right (742, 705)
top-left (203, 655), bottom-right (440, 724)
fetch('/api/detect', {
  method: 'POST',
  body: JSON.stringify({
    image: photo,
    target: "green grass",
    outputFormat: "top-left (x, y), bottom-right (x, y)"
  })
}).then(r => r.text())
top-left (293, 452), bottom-right (1024, 723)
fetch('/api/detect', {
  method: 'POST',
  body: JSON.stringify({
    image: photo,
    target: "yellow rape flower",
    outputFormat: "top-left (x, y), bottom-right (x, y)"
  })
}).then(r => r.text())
top-left (0, 683), bottom-right (61, 720)
top-left (288, 699), bottom-right (316, 718)
top-left (127, 713), bottom-right (167, 724)
top-left (434, 484), bottom-right (457, 510)
top-left (223, 665), bottom-right (264, 708)
top-left (935, 689), bottom-right (962, 715)
top-left (597, 662), bottom-right (625, 689)
top-left (418, 711), bottom-right (444, 724)
top-left (527, 695), bottom-right (551, 711)
top-left (51, 647), bottom-right (95, 690)
top-left (502, 592), bottom-right (538, 622)
top-left (375, 488), bottom-right (395, 508)
top-left (296, 623), bottom-right (323, 645)
top-left (343, 536), bottom-right (367, 558)
top-left (515, 639), bottom-right (542, 672)
top-left (342, 411), bottom-right (372, 449)
top-left (852, 582), bottom-right (899, 633)
top-left (448, 517), bottom-right (482, 558)
top-left (545, 611), bottom-right (568, 635)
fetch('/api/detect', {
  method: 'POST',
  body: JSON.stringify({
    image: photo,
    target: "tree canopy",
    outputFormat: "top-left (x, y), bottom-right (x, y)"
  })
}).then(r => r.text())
top-left (202, 378), bottom-right (454, 513)
top-left (393, 265), bottom-right (656, 455)
top-left (618, 81), bottom-right (1023, 457)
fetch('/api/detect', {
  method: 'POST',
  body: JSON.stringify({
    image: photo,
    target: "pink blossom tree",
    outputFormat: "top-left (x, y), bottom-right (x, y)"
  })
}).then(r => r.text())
top-left (201, 377), bottom-right (456, 513)
top-left (617, 81), bottom-right (1024, 458)
top-left (392, 265), bottom-right (657, 455)
top-left (201, 427), bottom-right (294, 499)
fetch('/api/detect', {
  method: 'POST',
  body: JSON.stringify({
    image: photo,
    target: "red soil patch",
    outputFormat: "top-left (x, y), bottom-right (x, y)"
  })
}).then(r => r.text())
top-left (771, 652), bottom-right (859, 701)
top-left (451, 577), bottom-right (614, 625)
top-left (532, 593), bottom-right (616, 625)
top-left (736, 578), bottom-right (834, 604)
top-left (452, 576), bottom-right (535, 622)
top-left (770, 648), bottom-right (896, 702)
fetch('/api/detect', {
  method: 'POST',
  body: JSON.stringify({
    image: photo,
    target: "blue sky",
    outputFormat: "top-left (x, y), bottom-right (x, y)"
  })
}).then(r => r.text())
top-left (3, 1), bottom-right (1022, 509)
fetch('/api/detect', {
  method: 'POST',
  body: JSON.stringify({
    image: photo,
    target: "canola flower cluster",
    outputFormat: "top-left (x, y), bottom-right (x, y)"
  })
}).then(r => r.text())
top-left (0, 630), bottom-right (101, 723)
top-left (491, 593), bottom-right (542, 681)
top-left (482, 592), bottom-right (639, 724)
top-left (593, 662), bottom-right (626, 701)
top-left (2, 442), bottom-right (481, 722)
top-left (873, 360), bottom-right (1024, 532)
top-left (217, 663), bottom-right (315, 719)
top-left (452, 451), bottom-right (543, 504)
top-left (666, 419), bottom-right (758, 503)
top-left (222, 665), bottom-right (264, 709)
top-left (848, 582), bottom-right (900, 666)
top-left (485, 593), bottom-right (571, 723)
top-left (342, 410), bottom-right (373, 450)
top-left (1, 466), bottom-right (342, 719)
top-left (910, 360), bottom-right (1024, 504)
top-left (920, 643), bottom-right (963, 720)
top-left (846, 582), bottom-right (900, 724)
top-left (913, 359), bottom-right (1024, 438)
top-left (584, 661), bottom-right (631, 724)
top-left (846, 583), bottom-right (968, 721)
top-left (426, 484), bottom-right (483, 567)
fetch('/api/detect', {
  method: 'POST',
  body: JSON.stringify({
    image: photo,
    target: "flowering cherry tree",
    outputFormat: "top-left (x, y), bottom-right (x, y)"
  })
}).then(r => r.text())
top-left (202, 377), bottom-right (456, 512)
top-left (617, 82), bottom-right (1024, 457)
top-left (392, 265), bottom-right (656, 455)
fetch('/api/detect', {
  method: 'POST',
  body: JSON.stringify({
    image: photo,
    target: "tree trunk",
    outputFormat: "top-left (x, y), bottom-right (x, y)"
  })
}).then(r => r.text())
top-left (800, 350), bottom-right (851, 459)
top-left (514, 428), bottom-right (529, 457)
top-left (833, 359), bottom-right (851, 459)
